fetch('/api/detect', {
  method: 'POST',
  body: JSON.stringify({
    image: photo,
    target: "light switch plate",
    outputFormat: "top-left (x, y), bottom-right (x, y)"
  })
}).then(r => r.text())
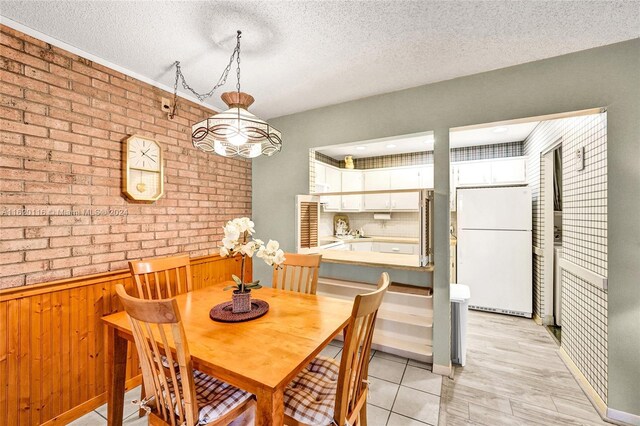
top-left (576, 146), bottom-right (585, 171)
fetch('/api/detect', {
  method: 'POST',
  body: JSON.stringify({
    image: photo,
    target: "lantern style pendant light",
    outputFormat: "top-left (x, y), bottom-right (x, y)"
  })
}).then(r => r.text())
top-left (171, 31), bottom-right (281, 159)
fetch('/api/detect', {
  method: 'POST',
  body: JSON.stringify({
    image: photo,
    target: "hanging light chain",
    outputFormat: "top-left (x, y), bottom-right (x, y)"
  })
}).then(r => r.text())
top-left (169, 30), bottom-right (242, 118)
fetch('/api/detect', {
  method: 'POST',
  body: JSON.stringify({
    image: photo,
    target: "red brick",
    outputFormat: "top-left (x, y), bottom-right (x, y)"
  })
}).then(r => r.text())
top-left (1, 95), bottom-right (48, 115)
top-left (25, 226), bottom-right (71, 238)
top-left (71, 224), bottom-right (109, 236)
top-left (0, 275), bottom-right (25, 289)
top-left (0, 167), bottom-right (47, 182)
top-left (92, 252), bottom-right (125, 264)
top-left (2, 260), bottom-right (48, 275)
top-left (25, 90), bottom-right (71, 110)
top-left (72, 81), bottom-right (109, 101)
top-left (1, 46), bottom-right (49, 71)
top-left (24, 112), bottom-right (69, 131)
top-left (24, 65), bottom-right (70, 89)
top-left (49, 107), bottom-right (92, 126)
top-left (49, 86), bottom-right (90, 105)
top-left (0, 251), bottom-right (23, 265)
top-left (23, 43), bottom-right (71, 69)
top-left (0, 156), bottom-right (22, 168)
top-left (71, 243), bottom-right (109, 256)
top-left (0, 118), bottom-right (48, 137)
top-left (0, 31), bottom-right (23, 50)
top-left (24, 159), bottom-right (71, 173)
top-left (50, 256), bottom-right (91, 269)
top-left (110, 242), bottom-right (140, 252)
top-left (49, 235), bottom-right (91, 248)
top-left (50, 129), bottom-right (91, 145)
top-left (25, 269), bottom-right (72, 285)
top-left (71, 122), bottom-right (109, 139)
top-left (0, 69), bottom-right (49, 93)
top-left (0, 228), bottom-right (24, 240)
top-left (0, 238), bottom-right (47, 252)
top-left (24, 136), bottom-right (68, 153)
top-left (0, 131), bottom-right (23, 145)
top-left (0, 193), bottom-right (47, 205)
top-left (25, 247), bottom-right (71, 261)
top-left (49, 151), bottom-right (90, 165)
top-left (72, 264), bottom-right (109, 277)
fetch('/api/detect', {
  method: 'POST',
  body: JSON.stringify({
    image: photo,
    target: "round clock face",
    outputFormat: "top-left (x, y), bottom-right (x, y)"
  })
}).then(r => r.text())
top-left (128, 137), bottom-right (160, 171)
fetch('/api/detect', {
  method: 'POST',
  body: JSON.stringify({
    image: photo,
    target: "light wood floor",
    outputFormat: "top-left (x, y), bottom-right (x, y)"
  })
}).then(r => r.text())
top-left (439, 311), bottom-right (608, 425)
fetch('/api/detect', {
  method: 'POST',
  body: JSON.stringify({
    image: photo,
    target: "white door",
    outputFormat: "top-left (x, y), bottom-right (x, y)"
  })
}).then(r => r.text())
top-left (491, 158), bottom-right (526, 184)
top-left (324, 166), bottom-right (341, 211)
top-left (363, 170), bottom-right (390, 210)
top-left (457, 229), bottom-right (532, 316)
top-left (341, 170), bottom-right (363, 210)
top-left (456, 161), bottom-right (491, 186)
top-left (458, 187), bottom-right (531, 230)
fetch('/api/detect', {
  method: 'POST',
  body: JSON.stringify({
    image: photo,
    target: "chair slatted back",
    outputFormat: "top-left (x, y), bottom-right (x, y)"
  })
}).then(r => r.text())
top-left (335, 272), bottom-right (390, 426)
top-left (129, 255), bottom-right (192, 300)
top-left (115, 284), bottom-right (199, 426)
top-left (272, 253), bottom-right (322, 294)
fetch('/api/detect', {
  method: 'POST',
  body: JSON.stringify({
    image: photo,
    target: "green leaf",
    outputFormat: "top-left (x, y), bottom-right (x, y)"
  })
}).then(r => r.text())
top-left (245, 283), bottom-right (262, 290)
top-left (223, 284), bottom-right (238, 291)
top-left (232, 275), bottom-right (242, 285)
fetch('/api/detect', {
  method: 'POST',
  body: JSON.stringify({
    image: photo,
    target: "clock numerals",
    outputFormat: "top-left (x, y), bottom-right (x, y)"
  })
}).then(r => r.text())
top-left (124, 135), bottom-right (164, 202)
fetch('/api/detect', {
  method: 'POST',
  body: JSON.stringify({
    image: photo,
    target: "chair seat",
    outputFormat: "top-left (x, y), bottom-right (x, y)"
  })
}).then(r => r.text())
top-left (165, 369), bottom-right (253, 425)
top-left (284, 356), bottom-right (340, 425)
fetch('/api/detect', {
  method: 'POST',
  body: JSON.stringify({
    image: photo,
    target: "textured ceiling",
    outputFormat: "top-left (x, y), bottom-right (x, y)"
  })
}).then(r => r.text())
top-left (1, 1), bottom-right (639, 118)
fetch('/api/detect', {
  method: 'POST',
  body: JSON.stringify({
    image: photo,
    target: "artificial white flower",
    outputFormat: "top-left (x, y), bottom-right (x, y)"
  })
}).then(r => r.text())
top-left (240, 242), bottom-right (258, 257)
top-left (273, 249), bottom-right (286, 266)
top-left (219, 246), bottom-right (229, 257)
top-left (222, 236), bottom-right (237, 250)
top-left (266, 240), bottom-right (279, 252)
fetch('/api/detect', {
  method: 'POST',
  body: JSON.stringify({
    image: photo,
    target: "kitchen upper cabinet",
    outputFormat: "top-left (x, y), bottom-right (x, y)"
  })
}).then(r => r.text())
top-left (323, 166), bottom-right (342, 211)
top-left (419, 165), bottom-right (434, 188)
top-left (313, 161), bottom-right (327, 192)
top-left (363, 170), bottom-right (390, 210)
top-left (490, 157), bottom-right (526, 184)
top-left (340, 170), bottom-right (363, 210)
top-left (456, 161), bottom-right (492, 186)
top-left (454, 156), bottom-right (526, 187)
top-left (390, 168), bottom-right (420, 190)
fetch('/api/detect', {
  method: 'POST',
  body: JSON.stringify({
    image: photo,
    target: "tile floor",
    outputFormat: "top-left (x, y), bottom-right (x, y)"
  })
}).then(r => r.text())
top-left (71, 341), bottom-right (443, 425)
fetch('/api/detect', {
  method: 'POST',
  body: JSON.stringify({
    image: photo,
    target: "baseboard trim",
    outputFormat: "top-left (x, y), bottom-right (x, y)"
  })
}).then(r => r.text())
top-left (533, 313), bottom-right (543, 325)
top-left (558, 347), bottom-right (607, 417)
top-left (607, 408), bottom-right (640, 426)
top-left (432, 362), bottom-right (452, 378)
top-left (41, 375), bottom-right (142, 426)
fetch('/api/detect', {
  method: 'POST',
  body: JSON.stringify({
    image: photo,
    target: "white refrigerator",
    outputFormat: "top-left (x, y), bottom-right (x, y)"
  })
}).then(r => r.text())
top-left (457, 186), bottom-right (532, 318)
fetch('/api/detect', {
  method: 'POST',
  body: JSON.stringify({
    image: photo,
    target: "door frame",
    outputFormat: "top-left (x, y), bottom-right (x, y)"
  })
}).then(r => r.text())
top-left (541, 138), bottom-right (562, 325)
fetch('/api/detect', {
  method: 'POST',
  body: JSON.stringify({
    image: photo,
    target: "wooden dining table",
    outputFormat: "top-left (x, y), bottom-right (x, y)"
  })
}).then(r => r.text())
top-left (102, 282), bottom-right (353, 426)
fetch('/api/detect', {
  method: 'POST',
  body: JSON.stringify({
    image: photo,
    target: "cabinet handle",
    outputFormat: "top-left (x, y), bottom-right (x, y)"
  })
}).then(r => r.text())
top-left (392, 247), bottom-right (400, 252)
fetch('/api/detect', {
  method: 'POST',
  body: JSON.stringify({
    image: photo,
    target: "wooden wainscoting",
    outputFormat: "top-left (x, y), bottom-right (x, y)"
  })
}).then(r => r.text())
top-left (0, 253), bottom-right (251, 426)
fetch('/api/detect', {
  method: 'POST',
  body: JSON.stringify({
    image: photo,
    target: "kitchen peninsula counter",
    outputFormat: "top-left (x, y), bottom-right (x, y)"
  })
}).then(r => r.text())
top-left (318, 249), bottom-right (433, 272)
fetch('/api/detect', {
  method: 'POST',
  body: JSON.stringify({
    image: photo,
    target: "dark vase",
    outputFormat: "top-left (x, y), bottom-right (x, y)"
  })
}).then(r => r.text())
top-left (232, 289), bottom-right (251, 313)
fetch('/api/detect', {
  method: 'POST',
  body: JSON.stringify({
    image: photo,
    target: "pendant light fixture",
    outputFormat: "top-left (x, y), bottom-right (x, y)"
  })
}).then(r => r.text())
top-left (170, 31), bottom-right (281, 158)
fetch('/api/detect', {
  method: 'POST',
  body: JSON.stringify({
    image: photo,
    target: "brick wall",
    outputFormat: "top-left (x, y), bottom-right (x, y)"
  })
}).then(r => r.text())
top-left (0, 25), bottom-right (252, 289)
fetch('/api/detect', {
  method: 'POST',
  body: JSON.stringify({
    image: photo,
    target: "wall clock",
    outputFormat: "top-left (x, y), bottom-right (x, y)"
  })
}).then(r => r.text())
top-left (123, 135), bottom-right (164, 202)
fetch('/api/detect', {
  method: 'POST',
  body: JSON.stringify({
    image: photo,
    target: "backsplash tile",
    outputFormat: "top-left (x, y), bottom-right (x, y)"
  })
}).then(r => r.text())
top-left (319, 211), bottom-right (420, 239)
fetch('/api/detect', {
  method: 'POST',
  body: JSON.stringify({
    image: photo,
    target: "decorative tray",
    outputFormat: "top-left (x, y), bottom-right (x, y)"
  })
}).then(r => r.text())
top-left (209, 300), bottom-right (269, 323)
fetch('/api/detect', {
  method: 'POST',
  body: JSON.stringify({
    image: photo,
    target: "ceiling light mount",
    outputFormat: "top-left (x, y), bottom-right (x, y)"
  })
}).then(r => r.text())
top-left (169, 30), bottom-right (281, 159)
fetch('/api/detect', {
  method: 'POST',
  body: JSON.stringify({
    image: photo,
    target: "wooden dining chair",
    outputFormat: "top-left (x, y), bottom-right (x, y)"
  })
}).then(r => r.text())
top-left (283, 272), bottom-right (390, 426)
top-left (272, 253), bottom-right (322, 295)
top-left (115, 284), bottom-right (255, 426)
top-left (129, 254), bottom-right (193, 300)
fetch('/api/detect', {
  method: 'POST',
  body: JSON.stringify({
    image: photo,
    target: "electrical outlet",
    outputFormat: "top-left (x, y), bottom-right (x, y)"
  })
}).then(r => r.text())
top-left (576, 146), bottom-right (585, 171)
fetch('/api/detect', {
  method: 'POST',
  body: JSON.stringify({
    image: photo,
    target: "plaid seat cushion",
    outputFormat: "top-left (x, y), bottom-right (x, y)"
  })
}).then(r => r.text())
top-left (165, 369), bottom-right (252, 425)
top-left (285, 356), bottom-right (340, 425)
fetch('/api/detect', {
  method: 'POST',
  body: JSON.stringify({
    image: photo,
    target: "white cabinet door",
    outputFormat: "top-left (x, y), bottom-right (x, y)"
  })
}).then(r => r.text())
top-left (314, 161), bottom-right (326, 187)
top-left (324, 166), bottom-right (342, 211)
top-left (419, 165), bottom-right (434, 188)
top-left (390, 168), bottom-right (420, 190)
top-left (390, 168), bottom-right (419, 210)
top-left (341, 170), bottom-right (363, 210)
top-left (375, 242), bottom-right (417, 255)
top-left (456, 161), bottom-right (491, 186)
top-left (351, 241), bottom-right (373, 252)
top-left (363, 170), bottom-right (390, 210)
top-left (491, 158), bottom-right (526, 184)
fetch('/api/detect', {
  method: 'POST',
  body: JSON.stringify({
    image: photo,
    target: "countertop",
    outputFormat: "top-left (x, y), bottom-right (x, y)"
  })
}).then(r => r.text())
top-left (322, 236), bottom-right (420, 244)
top-left (318, 249), bottom-right (434, 272)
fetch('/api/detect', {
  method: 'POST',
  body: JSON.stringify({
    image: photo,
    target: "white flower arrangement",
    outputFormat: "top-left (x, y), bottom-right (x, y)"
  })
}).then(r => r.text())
top-left (219, 217), bottom-right (285, 292)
